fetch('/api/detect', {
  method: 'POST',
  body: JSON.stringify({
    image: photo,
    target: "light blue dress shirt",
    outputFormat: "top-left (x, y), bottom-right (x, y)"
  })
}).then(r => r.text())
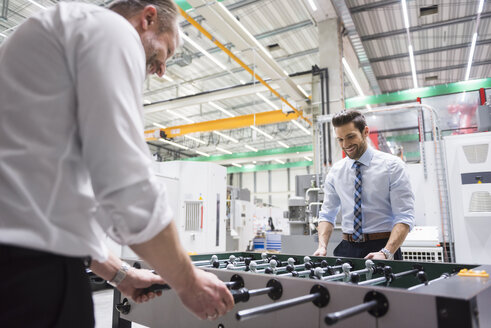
top-left (319, 146), bottom-right (415, 233)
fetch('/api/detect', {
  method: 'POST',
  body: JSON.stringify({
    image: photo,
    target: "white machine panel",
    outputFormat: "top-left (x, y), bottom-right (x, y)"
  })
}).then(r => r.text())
top-left (444, 132), bottom-right (491, 264)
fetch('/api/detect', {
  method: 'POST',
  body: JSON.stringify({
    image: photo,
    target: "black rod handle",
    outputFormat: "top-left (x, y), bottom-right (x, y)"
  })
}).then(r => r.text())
top-left (236, 293), bottom-right (319, 321)
top-left (325, 300), bottom-right (377, 325)
top-left (141, 283), bottom-right (171, 294)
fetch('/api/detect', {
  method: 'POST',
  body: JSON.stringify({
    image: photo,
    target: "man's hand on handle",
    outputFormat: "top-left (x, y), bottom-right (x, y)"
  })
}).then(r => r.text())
top-left (313, 246), bottom-right (327, 257)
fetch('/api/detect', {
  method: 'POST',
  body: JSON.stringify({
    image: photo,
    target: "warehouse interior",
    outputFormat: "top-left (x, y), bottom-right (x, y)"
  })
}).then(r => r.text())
top-left (1, 0), bottom-right (490, 327)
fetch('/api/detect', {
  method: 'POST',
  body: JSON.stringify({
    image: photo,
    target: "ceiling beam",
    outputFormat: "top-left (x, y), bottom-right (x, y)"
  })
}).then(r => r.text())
top-left (145, 109), bottom-right (303, 139)
top-left (368, 39), bottom-right (491, 63)
top-left (376, 60), bottom-right (491, 80)
top-left (349, 0), bottom-right (400, 14)
top-left (226, 160), bottom-right (312, 174)
top-left (183, 145), bottom-right (312, 162)
top-left (361, 12), bottom-right (491, 42)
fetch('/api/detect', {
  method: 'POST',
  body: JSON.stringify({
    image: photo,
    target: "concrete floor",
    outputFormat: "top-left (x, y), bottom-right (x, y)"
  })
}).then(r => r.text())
top-left (92, 289), bottom-right (147, 328)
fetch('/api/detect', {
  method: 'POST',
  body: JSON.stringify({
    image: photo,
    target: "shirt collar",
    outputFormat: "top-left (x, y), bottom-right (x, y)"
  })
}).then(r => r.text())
top-left (349, 145), bottom-right (374, 168)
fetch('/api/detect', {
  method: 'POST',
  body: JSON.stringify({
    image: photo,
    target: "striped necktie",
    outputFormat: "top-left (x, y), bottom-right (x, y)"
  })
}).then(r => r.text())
top-left (353, 161), bottom-right (363, 241)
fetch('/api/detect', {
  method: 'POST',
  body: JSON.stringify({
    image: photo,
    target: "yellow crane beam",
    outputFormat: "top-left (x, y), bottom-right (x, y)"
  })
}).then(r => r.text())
top-left (145, 109), bottom-right (302, 140)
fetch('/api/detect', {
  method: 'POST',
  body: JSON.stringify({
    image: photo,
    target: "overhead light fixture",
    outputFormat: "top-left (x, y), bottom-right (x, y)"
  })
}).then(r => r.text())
top-left (256, 93), bottom-right (277, 109)
top-left (185, 135), bottom-right (206, 145)
top-left (153, 122), bottom-right (167, 129)
top-left (342, 57), bottom-right (365, 96)
top-left (209, 101), bottom-right (234, 117)
top-left (239, 79), bottom-right (246, 85)
top-left (304, 156), bottom-right (312, 161)
top-left (244, 144), bottom-right (258, 152)
top-left (162, 75), bottom-right (173, 82)
top-left (297, 84), bottom-right (309, 98)
top-left (216, 146), bottom-right (232, 154)
top-left (213, 131), bottom-right (238, 143)
top-left (0, 32), bottom-right (6, 38)
top-left (291, 120), bottom-right (311, 135)
top-left (231, 163), bottom-right (242, 168)
top-left (408, 45), bottom-right (418, 89)
top-left (464, 33), bottom-right (478, 81)
top-left (277, 141), bottom-right (289, 148)
top-left (250, 125), bottom-right (274, 140)
top-left (27, 0), bottom-right (46, 9)
top-left (159, 138), bottom-right (189, 150)
top-left (244, 164), bottom-right (255, 169)
top-left (477, 0), bottom-right (485, 14)
top-left (168, 109), bottom-right (194, 123)
top-left (195, 150), bottom-right (210, 157)
top-left (181, 32), bottom-right (227, 70)
top-left (401, 0), bottom-right (410, 29)
top-left (274, 159), bottom-right (285, 164)
top-left (307, 0), bottom-right (317, 11)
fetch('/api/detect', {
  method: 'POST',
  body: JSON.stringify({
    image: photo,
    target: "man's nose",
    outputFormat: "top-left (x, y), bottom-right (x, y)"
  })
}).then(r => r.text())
top-left (156, 62), bottom-right (167, 78)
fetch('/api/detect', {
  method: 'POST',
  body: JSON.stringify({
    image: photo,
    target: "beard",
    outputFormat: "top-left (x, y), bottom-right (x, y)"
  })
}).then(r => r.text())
top-left (344, 139), bottom-right (367, 160)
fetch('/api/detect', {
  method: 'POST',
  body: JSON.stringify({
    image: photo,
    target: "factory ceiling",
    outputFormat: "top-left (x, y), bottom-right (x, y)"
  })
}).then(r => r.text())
top-left (1, 0), bottom-right (489, 167)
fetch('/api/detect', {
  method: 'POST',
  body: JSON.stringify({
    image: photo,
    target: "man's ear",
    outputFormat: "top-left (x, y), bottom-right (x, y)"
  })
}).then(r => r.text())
top-left (363, 126), bottom-right (369, 137)
top-left (140, 5), bottom-right (157, 30)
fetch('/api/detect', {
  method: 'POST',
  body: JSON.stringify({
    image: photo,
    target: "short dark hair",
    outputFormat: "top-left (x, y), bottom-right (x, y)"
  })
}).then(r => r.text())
top-left (110, 0), bottom-right (179, 34)
top-left (331, 110), bottom-right (367, 134)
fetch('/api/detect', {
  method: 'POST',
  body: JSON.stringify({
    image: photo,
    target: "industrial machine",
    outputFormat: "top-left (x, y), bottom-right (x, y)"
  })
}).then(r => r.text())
top-left (444, 132), bottom-right (491, 264)
top-left (111, 252), bottom-right (491, 328)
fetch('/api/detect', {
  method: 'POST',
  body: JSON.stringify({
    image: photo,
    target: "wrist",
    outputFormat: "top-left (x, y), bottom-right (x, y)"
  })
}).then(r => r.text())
top-left (380, 248), bottom-right (394, 260)
top-left (108, 261), bottom-right (131, 287)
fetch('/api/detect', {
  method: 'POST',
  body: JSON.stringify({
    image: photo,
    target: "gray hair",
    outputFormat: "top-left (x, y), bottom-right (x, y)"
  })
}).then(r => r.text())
top-left (109, 0), bottom-right (179, 34)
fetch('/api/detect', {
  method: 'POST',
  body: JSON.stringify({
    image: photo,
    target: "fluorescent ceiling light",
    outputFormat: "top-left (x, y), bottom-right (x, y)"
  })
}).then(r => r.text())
top-left (277, 141), bottom-right (289, 148)
top-left (291, 120), bottom-right (311, 135)
top-left (244, 144), bottom-right (258, 152)
top-left (250, 125), bottom-right (274, 140)
top-left (185, 135), bottom-right (206, 145)
top-left (153, 122), bottom-right (167, 129)
top-left (181, 33), bottom-right (227, 70)
top-left (0, 32), bottom-right (6, 38)
top-left (28, 0), bottom-right (46, 9)
top-left (282, 69), bottom-right (289, 76)
top-left (342, 57), bottom-right (365, 97)
top-left (307, 0), bottom-right (317, 11)
top-left (239, 79), bottom-right (246, 85)
top-left (168, 109), bottom-right (194, 123)
top-left (195, 150), bottom-right (210, 157)
top-left (216, 146), bottom-right (232, 154)
top-left (274, 159), bottom-right (285, 164)
top-left (477, 0), bottom-right (485, 14)
top-left (256, 93), bottom-right (277, 109)
top-left (244, 164), bottom-right (255, 169)
top-left (231, 163), bottom-right (242, 168)
top-left (297, 84), bottom-right (309, 98)
top-left (408, 45), bottom-right (418, 89)
top-left (162, 75), bottom-right (173, 82)
top-left (213, 131), bottom-right (238, 143)
top-left (159, 138), bottom-right (189, 150)
top-left (401, 0), bottom-right (410, 29)
top-left (304, 156), bottom-right (312, 161)
top-left (209, 101), bottom-right (234, 117)
top-left (464, 33), bottom-right (478, 81)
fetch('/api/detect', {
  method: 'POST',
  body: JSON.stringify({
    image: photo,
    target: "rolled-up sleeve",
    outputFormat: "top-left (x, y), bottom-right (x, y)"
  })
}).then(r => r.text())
top-left (71, 15), bottom-right (172, 245)
top-left (318, 173), bottom-right (341, 225)
top-left (389, 159), bottom-right (415, 231)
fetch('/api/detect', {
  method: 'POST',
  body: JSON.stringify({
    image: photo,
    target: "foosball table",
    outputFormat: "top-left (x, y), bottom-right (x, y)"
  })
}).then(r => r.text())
top-left (111, 252), bottom-right (491, 328)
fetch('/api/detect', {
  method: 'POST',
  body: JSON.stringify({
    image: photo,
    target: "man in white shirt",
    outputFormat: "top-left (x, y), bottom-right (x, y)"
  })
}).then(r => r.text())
top-left (313, 110), bottom-right (414, 260)
top-left (0, 0), bottom-right (233, 326)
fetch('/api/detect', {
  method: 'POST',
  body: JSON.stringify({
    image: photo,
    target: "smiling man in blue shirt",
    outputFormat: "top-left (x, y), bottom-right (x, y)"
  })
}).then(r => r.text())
top-left (313, 110), bottom-right (414, 260)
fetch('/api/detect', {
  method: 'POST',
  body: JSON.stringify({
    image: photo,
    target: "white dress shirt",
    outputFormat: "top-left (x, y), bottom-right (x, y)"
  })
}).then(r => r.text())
top-left (319, 146), bottom-right (415, 233)
top-left (0, 3), bottom-right (173, 261)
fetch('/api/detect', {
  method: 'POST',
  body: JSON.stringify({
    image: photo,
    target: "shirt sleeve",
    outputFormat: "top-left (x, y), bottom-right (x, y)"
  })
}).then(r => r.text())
top-left (389, 159), bottom-right (415, 231)
top-left (69, 13), bottom-right (173, 245)
top-left (318, 172), bottom-right (341, 225)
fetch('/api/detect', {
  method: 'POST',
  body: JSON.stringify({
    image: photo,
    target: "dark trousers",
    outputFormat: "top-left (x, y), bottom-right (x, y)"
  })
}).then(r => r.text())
top-left (333, 239), bottom-right (403, 260)
top-left (0, 244), bottom-right (95, 328)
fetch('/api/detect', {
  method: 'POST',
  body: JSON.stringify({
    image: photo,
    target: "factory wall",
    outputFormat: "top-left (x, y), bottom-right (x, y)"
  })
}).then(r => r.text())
top-left (229, 166), bottom-right (312, 211)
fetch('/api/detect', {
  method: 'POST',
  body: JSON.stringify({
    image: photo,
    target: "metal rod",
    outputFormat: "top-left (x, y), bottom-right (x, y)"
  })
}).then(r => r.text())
top-left (325, 300), bottom-right (378, 325)
top-left (407, 273), bottom-right (450, 291)
top-left (236, 293), bottom-right (319, 321)
top-left (248, 287), bottom-right (273, 297)
top-left (358, 268), bottom-right (419, 286)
